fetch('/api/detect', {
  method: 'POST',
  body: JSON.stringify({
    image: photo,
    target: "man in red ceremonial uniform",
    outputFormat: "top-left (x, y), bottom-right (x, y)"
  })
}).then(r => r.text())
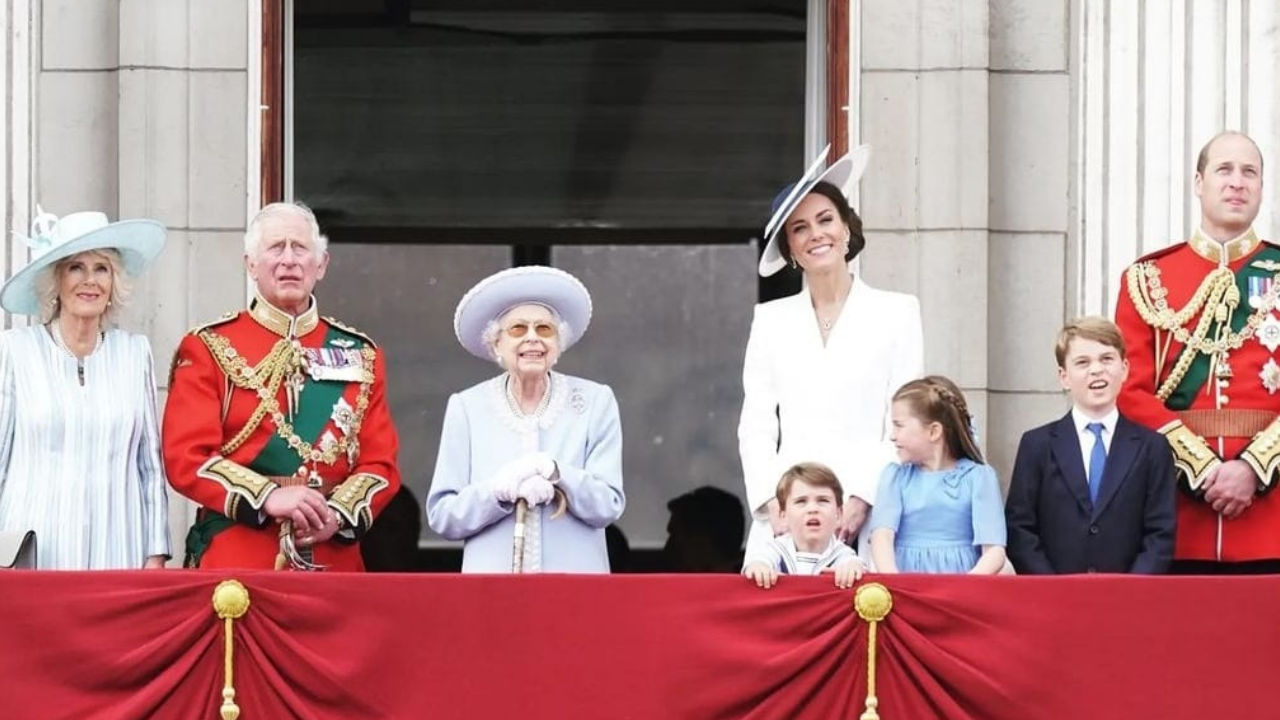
top-left (1115, 131), bottom-right (1280, 572)
top-left (164, 202), bottom-right (401, 570)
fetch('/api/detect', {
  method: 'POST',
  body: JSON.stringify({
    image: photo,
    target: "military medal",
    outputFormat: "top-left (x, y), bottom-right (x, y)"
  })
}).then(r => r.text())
top-left (318, 430), bottom-right (339, 456)
top-left (1214, 355), bottom-right (1233, 379)
top-left (1249, 276), bottom-right (1274, 310)
top-left (1263, 358), bottom-right (1280, 395)
top-left (304, 347), bottom-right (366, 382)
top-left (1259, 313), bottom-right (1280, 353)
top-left (331, 397), bottom-right (355, 436)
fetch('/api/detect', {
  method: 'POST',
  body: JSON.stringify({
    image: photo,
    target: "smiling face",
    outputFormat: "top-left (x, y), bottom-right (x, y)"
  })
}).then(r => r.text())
top-left (245, 211), bottom-right (329, 315)
top-left (784, 192), bottom-right (849, 273)
top-left (494, 303), bottom-right (561, 377)
top-left (55, 250), bottom-right (115, 322)
top-left (1195, 133), bottom-right (1263, 239)
top-left (783, 478), bottom-right (842, 553)
top-left (1058, 337), bottom-right (1129, 418)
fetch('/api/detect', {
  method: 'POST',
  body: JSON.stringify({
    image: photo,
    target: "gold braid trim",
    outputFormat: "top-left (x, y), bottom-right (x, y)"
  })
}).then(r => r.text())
top-left (1125, 262), bottom-right (1226, 330)
top-left (1159, 420), bottom-right (1221, 493)
top-left (198, 333), bottom-right (296, 455)
top-left (1240, 417), bottom-right (1280, 491)
top-left (198, 457), bottom-right (277, 517)
top-left (1125, 262), bottom-right (1280, 400)
top-left (328, 473), bottom-right (390, 530)
top-left (199, 330), bottom-right (376, 467)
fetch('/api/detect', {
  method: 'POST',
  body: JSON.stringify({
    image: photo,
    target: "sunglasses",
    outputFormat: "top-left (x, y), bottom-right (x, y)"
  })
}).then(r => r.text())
top-left (504, 321), bottom-right (557, 339)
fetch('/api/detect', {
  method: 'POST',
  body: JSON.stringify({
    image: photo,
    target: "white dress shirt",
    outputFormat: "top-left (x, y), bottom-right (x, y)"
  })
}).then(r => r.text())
top-left (1071, 406), bottom-right (1118, 482)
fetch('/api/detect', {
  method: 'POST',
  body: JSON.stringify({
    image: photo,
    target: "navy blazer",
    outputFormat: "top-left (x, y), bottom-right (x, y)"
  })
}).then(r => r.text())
top-left (1005, 411), bottom-right (1176, 574)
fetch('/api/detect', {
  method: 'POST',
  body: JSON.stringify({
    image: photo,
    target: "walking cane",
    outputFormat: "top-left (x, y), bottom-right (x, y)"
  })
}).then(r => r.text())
top-left (511, 489), bottom-right (568, 573)
top-left (511, 499), bottom-right (529, 573)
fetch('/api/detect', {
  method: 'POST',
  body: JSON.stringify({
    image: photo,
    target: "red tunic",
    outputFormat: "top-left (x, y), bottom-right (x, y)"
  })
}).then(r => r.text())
top-left (163, 297), bottom-right (401, 570)
top-left (1115, 229), bottom-right (1280, 561)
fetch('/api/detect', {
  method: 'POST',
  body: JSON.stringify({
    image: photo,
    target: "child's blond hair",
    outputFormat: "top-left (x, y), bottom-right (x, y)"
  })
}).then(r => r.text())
top-left (1054, 316), bottom-right (1126, 368)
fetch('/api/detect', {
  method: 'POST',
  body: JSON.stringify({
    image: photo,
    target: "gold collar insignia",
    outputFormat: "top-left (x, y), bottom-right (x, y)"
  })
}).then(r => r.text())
top-left (1190, 227), bottom-right (1260, 265)
top-left (249, 294), bottom-right (319, 339)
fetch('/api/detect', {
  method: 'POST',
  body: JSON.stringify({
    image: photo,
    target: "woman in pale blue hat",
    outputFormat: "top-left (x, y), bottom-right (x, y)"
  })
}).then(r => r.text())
top-left (0, 207), bottom-right (170, 569)
top-left (427, 266), bottom-right (624, 573)
top-left (738, 146), bottom-right (924, 564)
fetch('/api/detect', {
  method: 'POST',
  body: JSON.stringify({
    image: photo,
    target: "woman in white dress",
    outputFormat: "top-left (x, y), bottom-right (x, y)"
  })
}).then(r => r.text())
top-left (0, 208), bottom-right (170, 569)
top-left (738, 147), bottom-right (924, 560)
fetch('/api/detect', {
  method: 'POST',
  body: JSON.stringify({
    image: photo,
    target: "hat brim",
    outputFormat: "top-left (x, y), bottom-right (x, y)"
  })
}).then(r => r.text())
top-left (454, 266), bottom-right (594, 360)
top-left (758, 145), bottom-right (871, 277)
top-left (0, 219), bottom-right (167, 315)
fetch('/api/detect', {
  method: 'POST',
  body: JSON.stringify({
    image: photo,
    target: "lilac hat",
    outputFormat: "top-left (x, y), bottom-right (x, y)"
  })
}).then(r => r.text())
top-left (454, 265), bottom-right (593, 360)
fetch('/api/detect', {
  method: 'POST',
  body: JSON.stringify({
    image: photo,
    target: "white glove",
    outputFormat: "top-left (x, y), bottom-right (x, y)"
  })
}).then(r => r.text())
top-left (490, 457), bottom-right (539, 504)
top-left (517, 476), bottom-right (556, 506)
top-left (526, 451), bottom-right (558, 481)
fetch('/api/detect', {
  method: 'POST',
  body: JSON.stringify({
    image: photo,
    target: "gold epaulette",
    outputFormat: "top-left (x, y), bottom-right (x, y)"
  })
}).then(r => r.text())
top-left (323, 316), bottom-right (377, 348)
top-left (187, 311), bottom-right (239, 335)
top-left (1159, 420), bottom-right (1221, 493)
top-left (1241, 417), bottom-right (1280, 492)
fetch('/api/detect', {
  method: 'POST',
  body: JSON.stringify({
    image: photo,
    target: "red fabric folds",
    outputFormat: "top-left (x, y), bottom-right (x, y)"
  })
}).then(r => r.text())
top-left (1, 571), bottom-right (1278, 719)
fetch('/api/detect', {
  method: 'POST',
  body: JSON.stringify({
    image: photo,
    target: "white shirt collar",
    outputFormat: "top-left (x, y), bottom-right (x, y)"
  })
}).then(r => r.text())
top-left (1071, 406), bottom-right (1119, 436)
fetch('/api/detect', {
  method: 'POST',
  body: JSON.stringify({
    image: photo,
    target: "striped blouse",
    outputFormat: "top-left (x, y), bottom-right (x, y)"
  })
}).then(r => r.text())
top-left (0, 325), bottom-right (170, 569)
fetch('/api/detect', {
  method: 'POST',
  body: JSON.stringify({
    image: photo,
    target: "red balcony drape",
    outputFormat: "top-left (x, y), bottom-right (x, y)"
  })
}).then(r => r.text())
top-left (1, 571), bottom-right (1276, 719)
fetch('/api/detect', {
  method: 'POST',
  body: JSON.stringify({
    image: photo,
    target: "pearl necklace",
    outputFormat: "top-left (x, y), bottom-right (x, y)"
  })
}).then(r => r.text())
top-left (49, 322), bottom-right (104, 386)
top-left (506, 374), bottom-right (553, 420)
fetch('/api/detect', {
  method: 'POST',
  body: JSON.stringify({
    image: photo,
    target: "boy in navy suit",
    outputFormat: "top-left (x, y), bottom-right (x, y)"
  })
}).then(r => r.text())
top-left (1005, 317), bottom-right (1176, 573)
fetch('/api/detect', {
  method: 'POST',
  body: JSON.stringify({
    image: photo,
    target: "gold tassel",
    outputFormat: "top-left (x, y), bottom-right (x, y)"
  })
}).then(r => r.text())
top-left (212, 579), bottom-right (251, 720)
top-left (854, 582), bottom-right (894, 720)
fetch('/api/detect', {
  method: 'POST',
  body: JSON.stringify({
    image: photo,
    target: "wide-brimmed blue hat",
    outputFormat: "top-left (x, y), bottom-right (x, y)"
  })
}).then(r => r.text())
top-left (758, 144), bottom-right (871, 277)
top-left (0, 206), bottom-right (166, 315)
top-left (454, 265), bottom-right (593, 360)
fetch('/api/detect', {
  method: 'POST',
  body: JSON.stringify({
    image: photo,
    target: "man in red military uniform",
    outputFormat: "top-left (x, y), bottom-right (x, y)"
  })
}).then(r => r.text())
top-left (1115, 131), bottom-right (1280, 572)
top-left (164, 202), bottom-right (401, 570)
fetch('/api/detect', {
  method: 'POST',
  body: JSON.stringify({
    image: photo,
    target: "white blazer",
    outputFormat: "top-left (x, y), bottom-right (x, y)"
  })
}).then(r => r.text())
top-left (737, 276), bottom-right (923, 553)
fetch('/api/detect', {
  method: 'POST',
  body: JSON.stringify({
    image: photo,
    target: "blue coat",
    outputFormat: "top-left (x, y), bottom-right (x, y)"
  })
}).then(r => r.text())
top-left (427, 372), bottom-right (625, 573)
top-left (1005, 412), bottom-right (1176, 574)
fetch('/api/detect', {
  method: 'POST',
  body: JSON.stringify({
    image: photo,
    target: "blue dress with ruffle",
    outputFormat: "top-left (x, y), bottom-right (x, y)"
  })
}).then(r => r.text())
top-left (868, 459), bottom-right (1006, 573)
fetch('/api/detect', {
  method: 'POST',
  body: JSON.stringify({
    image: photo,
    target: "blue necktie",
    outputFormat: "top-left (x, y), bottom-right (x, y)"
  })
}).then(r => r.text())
top-left (1086, 422), bottom-right (1107, 504)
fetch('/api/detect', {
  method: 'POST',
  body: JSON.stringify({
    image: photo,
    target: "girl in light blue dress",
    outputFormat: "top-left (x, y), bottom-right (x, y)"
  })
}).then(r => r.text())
top-left (869, 376), bottom-right (1006, 574)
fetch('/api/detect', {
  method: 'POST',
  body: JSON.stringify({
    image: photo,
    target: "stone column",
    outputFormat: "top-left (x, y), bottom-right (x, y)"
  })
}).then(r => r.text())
top-left (857, 0), bottom-right (994, 461)
top-left (983, 0), bottom-right (1074, 481)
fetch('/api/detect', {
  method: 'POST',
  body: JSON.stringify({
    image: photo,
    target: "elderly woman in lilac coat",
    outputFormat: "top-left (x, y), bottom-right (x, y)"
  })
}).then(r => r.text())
top-left (426, 266), bottom-right (625, 573)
